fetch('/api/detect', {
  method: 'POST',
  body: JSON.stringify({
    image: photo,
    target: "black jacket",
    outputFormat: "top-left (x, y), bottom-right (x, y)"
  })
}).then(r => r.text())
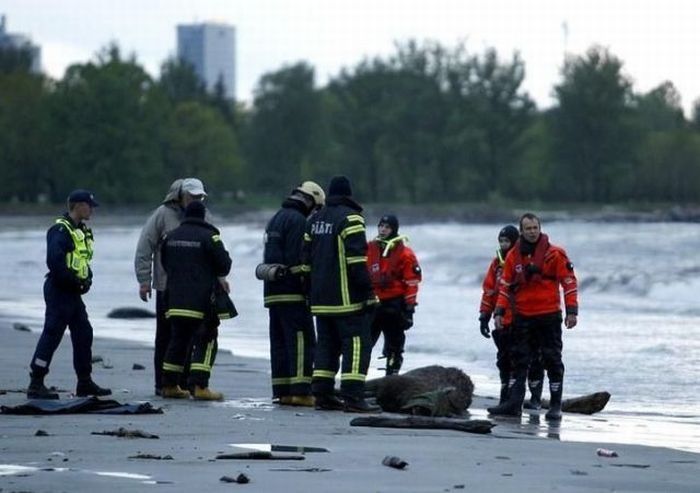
top-left (302, 196), bottom-right (374, 315)
top-left (263, 198), bottom-right (310, 307)
top-left (161, 218), bottom-right (232, 319)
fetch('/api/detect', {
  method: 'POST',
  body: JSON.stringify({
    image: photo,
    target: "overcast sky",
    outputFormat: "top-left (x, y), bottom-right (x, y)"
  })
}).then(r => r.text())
top-left (3, 0), bottom-right (699, 113)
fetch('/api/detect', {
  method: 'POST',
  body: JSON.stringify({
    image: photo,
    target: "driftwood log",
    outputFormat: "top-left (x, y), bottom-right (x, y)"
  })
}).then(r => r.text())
top-left (350, 416), bottom-right (494, 434)
top-left (365, 366), bottom-right (474, 417)
top-left (544, 391), bottom-right (611, 415)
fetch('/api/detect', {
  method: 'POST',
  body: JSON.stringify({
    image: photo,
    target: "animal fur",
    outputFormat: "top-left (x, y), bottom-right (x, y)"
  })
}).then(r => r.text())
top-left (365, 365), bottom-right (474, 417)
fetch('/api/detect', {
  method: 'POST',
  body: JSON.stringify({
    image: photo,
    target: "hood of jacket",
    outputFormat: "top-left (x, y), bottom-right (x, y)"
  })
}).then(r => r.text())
top-left (162, 179), bottom-right (184, 204)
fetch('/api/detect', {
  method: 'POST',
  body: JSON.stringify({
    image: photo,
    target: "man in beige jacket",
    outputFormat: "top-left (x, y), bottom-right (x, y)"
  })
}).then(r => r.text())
top-left (134, 177), bottom-right (207, 395)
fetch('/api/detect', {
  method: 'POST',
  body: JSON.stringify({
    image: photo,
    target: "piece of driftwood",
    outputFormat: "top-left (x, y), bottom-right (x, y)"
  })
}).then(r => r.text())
top-left (539, 391), bottom-right (611, 415)
top-left (350, 416), bottom-right (494, 434)
top-left (382, 456), bottom-right (408, 469)
top-left (91, 427), bottom-right (159, 439)
top-left (216, 451), bottom-right (305, 460)
top-left (365, 366), bottom-right (474, 417)
top-left (107, 307), bottom-right (156, 319)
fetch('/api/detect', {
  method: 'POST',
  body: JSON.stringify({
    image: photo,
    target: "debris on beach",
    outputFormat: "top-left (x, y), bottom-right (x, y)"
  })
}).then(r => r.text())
top-left (13, 322), bottom-right (31, 332)
top-left (35, 429), bottom-right (50, 436)
top-left (541, 391), bottom-right (611, 414)
top-left (220, 473), bottom-right (250, 483)
top-left (107, 307), bottom-right (157, 319)
top-left (91, 427), bottom-right (159, 439)
top-left (269, 467), bottom-right (332, 472)
top-left (610, 463), bottom-right (650, 469)
top-left (91, 355), bottom-right (104, 363)
top-left (596, 448), bottom-right (619, 458)
top-left (350, 416), bottom-right (494, 434)
top-left (1, 396), bottom-right (163, 415)
top-left (129, 453), bottom-right (173, 460)
top-left (216, 451), bottom-right (305, 460)
top-left (382, 455), bottom-right (408, 470)
top-left (132, 363), bottom-right (145, 370)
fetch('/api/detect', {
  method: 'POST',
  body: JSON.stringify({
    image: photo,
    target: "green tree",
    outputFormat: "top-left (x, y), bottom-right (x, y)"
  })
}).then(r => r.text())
top-left (549, 46), bottom-right (638, 202)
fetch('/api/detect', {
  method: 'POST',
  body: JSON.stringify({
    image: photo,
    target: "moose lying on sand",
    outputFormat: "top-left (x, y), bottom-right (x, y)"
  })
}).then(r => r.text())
top-left (365, 365), bottom-right (610, 418)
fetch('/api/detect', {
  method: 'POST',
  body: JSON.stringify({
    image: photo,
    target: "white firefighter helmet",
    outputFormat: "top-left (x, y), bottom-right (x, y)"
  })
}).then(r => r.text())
top-left (295, 181), bottom-right (326, 206)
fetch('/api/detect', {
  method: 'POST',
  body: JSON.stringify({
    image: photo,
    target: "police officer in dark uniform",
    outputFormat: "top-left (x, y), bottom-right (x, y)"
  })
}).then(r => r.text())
top-left (301, 176), bottom-right (380, 413)
top-left (262, 181), bottom-right (325, 407)
top-left (27, 189), bottom-right (111, 399)
top-left (160, 201), bottom-right (232, 400)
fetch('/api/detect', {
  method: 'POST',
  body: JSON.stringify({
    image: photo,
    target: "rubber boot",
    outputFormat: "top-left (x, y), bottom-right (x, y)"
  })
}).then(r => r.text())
top-left (498, 382), bottom-right (509, 406)
top-left (290, 395), bottom-right (315, 407)
top-left (76, 379), bottom-right (112, 397)
top-left (385, 353), bottom-right (403, 376)
top-left (523, 379), bottom-right (543, 410)
top-left (277, 396), bottom-right (294, 405)
top-left (343, 396), bottom-right (381, 414)
top-left (161, 385), bottom-right (191, 399)
top-left (488, 375), bottom-right (525, 416)
top-left (27, 374), bottom-right (59, 400)
top-left (545, 381), bottom-right (563, 421)
top-left (193, 386), bottom-right (224, 401)
top-left (314, 393), bottom-right (345, 411)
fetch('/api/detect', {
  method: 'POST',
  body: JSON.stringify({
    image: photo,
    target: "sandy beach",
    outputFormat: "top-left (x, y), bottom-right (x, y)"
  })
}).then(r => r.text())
top-left (0, 320), bottom-right (698, 493)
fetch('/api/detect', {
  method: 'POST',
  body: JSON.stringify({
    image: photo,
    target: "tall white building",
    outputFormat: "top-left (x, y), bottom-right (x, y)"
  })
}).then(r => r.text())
top-left (177, 22), bottom-right (236, 100)
top-left (0, 15), bottom-right (41, 73)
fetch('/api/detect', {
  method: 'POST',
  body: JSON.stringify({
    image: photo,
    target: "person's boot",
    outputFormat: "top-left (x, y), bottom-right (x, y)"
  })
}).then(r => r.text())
top-left (27, 374), bottom-right (59, 400)
top-left (290, 395), bottom-right (315, 407)
top-left (523, 379), bottom-right (543, 410)
top-left (314, 393), bottom-right (345, 411)
top-left (277, 396), bottom-right (294, 405)
top-left (76, 379), bottom-right (112, 397)
top-left (161, 385), bottom-right (191, 399)
top-left (343, 396), bottom-right (381, 413)
top-left (193, 386), bottom-right (224, 401)
top-left (385, 353), bottom-right (403, 376)
top-left (545, 381), bottom-right (563, 421)
top-left (488, 375), bottom-right (525, 417)
top-left (498, 381), bottom-right (510, 406)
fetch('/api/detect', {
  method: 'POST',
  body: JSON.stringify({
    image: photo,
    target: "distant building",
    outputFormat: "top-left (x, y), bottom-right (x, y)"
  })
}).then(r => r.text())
top-left (0, 14), bottom-right (41, 73)
top-left (177, 22), bottom-right (236, 100)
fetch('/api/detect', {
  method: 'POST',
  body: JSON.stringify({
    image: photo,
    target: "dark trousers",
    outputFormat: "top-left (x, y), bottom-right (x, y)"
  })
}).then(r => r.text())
top-left (155, 291), bottom-right (190, 390)
top-left (312, 312), bottom-right (372, 400)
top-left (30, 279), bottom-right (93, 380)
top-left (163, 317), bottom-right (217, 388)
top-left (269, 303), bottom-right (316, 398)
top-left (493, 326), bottom-right (544, 385)
top-left (509, 313), bottom-right (564, 386)
top-left (370, 298), bottom-right (407, 372)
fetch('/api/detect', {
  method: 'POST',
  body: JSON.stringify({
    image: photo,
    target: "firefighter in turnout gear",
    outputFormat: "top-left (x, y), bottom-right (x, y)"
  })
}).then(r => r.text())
top-left (479, 225), bottom-right (544, 407)
top-left (27, 190), bottom-right (111, 399)
top-left (160, 201), bottom-right (232, 400)
top-left (367, 214), bottom-right (422, 375)
top-left (301, 176), bottom-right (380, 413)
top-left (262, 181), bottom-right (325, 407)
top-left (489, 213), bottom-right (578, 420)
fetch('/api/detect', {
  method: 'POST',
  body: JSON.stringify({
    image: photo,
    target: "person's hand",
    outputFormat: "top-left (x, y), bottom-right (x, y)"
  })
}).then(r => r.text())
top-left (480, 319), bottom-right (491, 338)
top-left (494, 315), bottom-right (504, 330)
top-left (565, 314), bottom-right (577, 329)
top-left (218, 277), bottom-right (230, 293)
top-left (79, 278), bottom-right (92, 295)
top-left (139, 282), bottom-right (151, 302)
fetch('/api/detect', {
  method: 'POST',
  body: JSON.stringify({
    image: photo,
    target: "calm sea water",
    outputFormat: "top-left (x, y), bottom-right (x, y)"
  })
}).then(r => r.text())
top-left (2, 217), bottom-right (699, 451)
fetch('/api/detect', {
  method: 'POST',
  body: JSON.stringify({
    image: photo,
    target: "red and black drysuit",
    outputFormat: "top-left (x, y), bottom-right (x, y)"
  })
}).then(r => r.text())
top-left (367, 235), bottom-right (421, 374)
top-left (479, 249), bottom-right (544, 404)
top-left (161, 218), bottom-right (232, 389)
top-left (493, 233), bottom-right (578, 412)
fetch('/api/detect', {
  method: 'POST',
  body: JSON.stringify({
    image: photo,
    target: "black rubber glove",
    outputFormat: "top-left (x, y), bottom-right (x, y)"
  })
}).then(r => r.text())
top-left (79, 278), bottom-right (92, 295)
top-left (402, 304), bottom-right (415, 330)
top-left (479, 313), bottom-right (491, 339)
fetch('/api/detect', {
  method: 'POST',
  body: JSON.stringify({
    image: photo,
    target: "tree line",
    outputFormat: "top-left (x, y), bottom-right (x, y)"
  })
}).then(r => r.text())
top-left (2, 40), bottom-right (700, 205)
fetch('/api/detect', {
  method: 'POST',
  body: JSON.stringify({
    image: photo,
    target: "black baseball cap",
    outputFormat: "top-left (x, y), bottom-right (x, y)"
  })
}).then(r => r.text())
top-left (67, 189), bottom-right (99, 207)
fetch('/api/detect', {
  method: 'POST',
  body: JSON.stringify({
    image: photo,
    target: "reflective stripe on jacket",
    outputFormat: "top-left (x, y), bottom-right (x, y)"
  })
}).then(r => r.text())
top-left (55, 217), bottom-right (94, 280)
top-left (366, 236), bottom-right (421, 306)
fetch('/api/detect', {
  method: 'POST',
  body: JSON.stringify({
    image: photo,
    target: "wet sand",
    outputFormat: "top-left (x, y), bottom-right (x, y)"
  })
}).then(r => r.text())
top-left (0, 320), bottom-right (698, 492)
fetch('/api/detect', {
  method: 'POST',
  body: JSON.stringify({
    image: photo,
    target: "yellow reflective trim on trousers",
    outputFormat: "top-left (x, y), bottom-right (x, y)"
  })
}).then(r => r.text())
top-left (272, 377), bottom-right (291, 385)
top-left (190, 363), bottom-right (211, 372)
top-left (346, 214), bottom-right (365, 225)
top-left (163, 362), bottom-right (184, 372)
top-left (310, 302), bottom-right (365, 315)
top-left (264, 294), bottom-right (306, 304)
top-left (205, 340), bottom-right (214, 367)
top-left (352, 335), bottom-right (360, 376)
top-left (296, 331), bottom-right (304, 382)
top-left (290, 376), bottom-right (312, 384)
top-left (338, 237), bottom-right (349, 305)
top-left (340, 224), bottom-right (365, 239)
top-left (313, 369), bottom-right (336, 379)
top-left (166, 309), bottom-right (205, 319)
top-left (346, 256), bottom-right (367, 265)
top-left (340, 373), bottom-right (366, 382)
